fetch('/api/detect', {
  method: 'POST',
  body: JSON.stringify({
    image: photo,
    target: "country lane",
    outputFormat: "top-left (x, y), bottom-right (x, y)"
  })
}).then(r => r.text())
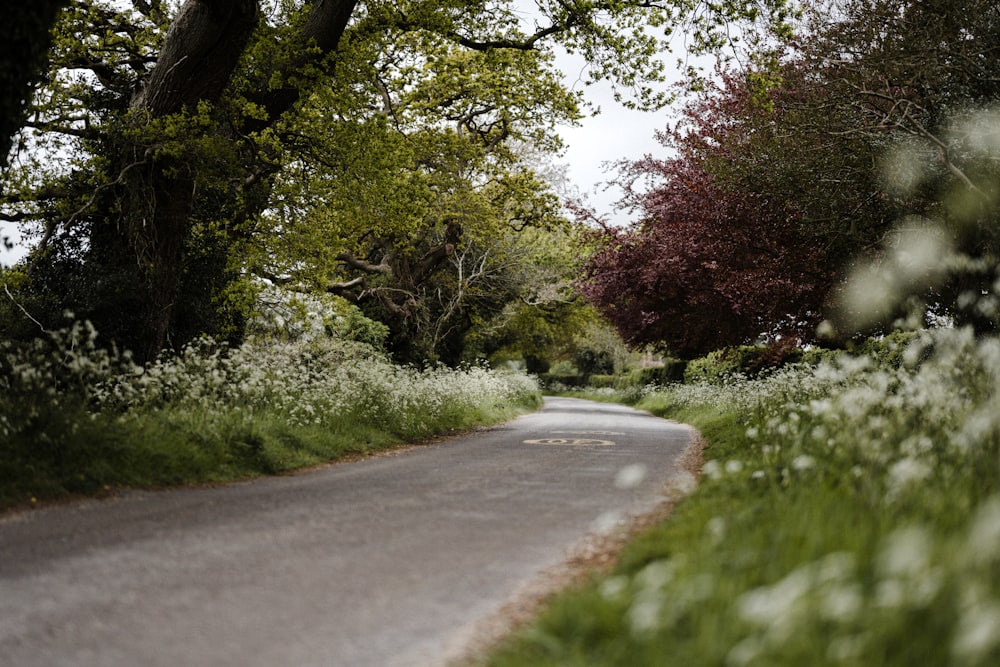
top-left (0, 396), bottom-right (696, 667)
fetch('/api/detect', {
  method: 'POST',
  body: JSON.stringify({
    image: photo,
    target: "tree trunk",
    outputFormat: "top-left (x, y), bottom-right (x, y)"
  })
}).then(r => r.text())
top-left (116, 0), bottom-right (362, 360)
top-left (115, 0), bottom-right (257, 359)
top-left (0, 0), bottom-right (68, 167)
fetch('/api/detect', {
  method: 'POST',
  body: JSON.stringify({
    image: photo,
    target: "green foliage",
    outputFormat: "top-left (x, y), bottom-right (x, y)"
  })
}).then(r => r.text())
top-left (0, 321), bottom-right (540, 507)
top-left (683, 344), bottom-right (803, 384)
top-left (334, 303), bottom-right (391, 349)
top-left (468, 224), bottom-right (602, 368)
top-left (857, 330), bottom-right (922, 369)
top-left (538, 373), bottom-right (590, 389)
top-left (1, 0), bottom-right (806, 361)
top-left (636, 359), bottom-right (688, 386)
top-left (683, 348), bottom-right (743, 384)
top-left (482, 326), bottom-right (1000, 666)
top-left (573, 347), bottom-right (614, 376)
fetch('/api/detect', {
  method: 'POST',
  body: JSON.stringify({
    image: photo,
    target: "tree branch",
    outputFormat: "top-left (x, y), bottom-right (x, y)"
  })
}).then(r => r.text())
top-left (336, 251), bottom-right (393, 275)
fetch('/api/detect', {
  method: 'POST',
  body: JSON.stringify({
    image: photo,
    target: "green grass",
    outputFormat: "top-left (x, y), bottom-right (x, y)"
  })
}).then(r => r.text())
top-left (0, 402), bottom-right (537, 509)
top-left (480, 328), bottom-right (1000, 666)
top-left (0, 328), bottom-right (541, 509)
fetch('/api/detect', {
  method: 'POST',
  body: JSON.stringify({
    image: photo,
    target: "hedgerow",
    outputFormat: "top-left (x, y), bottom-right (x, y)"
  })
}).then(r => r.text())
top-left (0, 320), bottom-right (540, 506)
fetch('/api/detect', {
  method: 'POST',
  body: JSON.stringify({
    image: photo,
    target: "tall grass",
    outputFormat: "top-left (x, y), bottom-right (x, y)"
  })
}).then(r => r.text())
top-left (0, 321), bottom-right (540, 507)
top-left (481, 326), bottom-right (1000, 666)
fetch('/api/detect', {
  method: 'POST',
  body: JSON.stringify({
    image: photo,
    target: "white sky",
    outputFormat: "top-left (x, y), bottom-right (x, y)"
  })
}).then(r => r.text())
top-left (552, 56), bottom-right (673, 227)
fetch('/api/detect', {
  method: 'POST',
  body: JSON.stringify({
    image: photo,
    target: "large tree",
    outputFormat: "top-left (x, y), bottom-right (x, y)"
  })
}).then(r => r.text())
top-left (582, 0), bottom-right (1000, 356)
top-left (798, 0), bottom-right (1000, 333)
top-left (1, 0), bottom-right (796, 360)
top-left (251, 39), bottom-right (574, 363)
top-left (578, 56), bottom-right (878, 358)
top-left (579, 152), bottom-right (834, 359)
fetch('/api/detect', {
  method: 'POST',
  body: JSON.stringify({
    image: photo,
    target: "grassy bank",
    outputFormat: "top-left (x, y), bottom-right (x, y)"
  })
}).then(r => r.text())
top-left (482, 327), bottom-right (1000, 666)
top-left (0, 322), bottom-right (541, 509)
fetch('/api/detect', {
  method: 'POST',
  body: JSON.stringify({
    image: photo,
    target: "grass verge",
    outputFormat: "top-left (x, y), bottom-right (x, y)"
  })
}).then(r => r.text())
top-left (479, 327), bottom-right (1000, 666)
top-left (1, 326), bottom-right (541, 510)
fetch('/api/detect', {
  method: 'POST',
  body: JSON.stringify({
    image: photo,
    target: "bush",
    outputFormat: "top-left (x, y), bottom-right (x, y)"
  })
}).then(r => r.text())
top-left (637, 358), bottom-right (687, 385)
top-left (0, 323), bottom-right (541, 506)
top-left (587, 374), bottom-right (617, 388)
top-left (683, 344), bottom-right (801, 384)
top-left (574, 347), bottom-right (615, 376)
top-left (539, 373), bottom-right (588, 389)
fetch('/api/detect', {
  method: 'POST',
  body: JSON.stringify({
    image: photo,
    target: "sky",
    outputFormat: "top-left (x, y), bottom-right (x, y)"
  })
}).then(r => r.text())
top-left (551, 59), bottom-right (670, 227)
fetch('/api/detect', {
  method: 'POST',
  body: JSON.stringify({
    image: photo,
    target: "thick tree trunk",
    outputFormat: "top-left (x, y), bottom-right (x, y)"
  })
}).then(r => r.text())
top-left (117, 0), bottom-right (361, 360)
top-left (0, 0), bottom-right (69, 167)
top-left (119, 0), bottom-right (258, 359)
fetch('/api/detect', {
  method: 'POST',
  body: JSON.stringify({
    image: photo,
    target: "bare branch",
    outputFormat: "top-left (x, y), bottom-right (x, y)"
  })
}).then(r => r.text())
top-left (4, 284), bottom-right (48, 333)
top-left (336, 251), bottom-right (393, 275)
top-left (324, 275), bottom-right (366, 295)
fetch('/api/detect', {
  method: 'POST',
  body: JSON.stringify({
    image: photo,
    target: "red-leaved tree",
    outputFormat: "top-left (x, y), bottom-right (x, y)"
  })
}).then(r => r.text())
top-left (577, 60), bottom-right (880, 358)
top-left (579, 155), bottom-right (833, 358)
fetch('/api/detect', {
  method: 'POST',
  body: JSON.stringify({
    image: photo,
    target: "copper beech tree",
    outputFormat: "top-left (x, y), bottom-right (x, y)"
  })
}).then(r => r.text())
top-left (578, 62), bottom-right (869, 358)
top-left (581, 0), bottom-right (1000, 358)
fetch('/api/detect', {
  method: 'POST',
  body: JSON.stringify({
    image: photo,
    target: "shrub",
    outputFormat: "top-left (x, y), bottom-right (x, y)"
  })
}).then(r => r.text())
top-left (587, 374), bottom-right (617, 388)
top-left (0, 323), bottom-right (541, 506)
top-left (637, 358), bottom-right (687, 385)
top-left (683, 344), bottom-right (801, 384)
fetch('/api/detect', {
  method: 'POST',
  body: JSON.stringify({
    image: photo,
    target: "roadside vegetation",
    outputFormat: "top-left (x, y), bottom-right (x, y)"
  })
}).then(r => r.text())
top-left (3, 0), bottom-right (1000, 660)
top-left (481, 326), bottom-right (1000, 666)
top-left (0, 315), bottom-right (540, 509)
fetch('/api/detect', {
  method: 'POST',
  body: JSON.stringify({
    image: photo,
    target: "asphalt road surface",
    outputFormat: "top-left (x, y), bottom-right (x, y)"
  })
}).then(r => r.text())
top-left (0, 397), bottom-right (695, 667)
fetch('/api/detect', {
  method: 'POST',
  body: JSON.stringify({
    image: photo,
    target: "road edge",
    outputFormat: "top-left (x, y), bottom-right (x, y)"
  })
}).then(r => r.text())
top-left (443, 423), bottom-right (707, 666)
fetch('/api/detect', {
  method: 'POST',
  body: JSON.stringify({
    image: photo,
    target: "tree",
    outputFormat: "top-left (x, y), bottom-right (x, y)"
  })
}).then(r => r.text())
top-left (2, 0), bottom-right (797, 360)
top-left (250, 40), bottom-right (575, 364)
top-left (583, 0), bottom-right (1000, 355)
top-left (580, 155), bottom-right (833, 358)
top-left (795, 0), bottom-right (1000, 333)
top-left (578, 56), bottom-right (871, 358)
top-left (0, 0), bottom-right (69, 168)
top-left (470, 223), bottom-right (598, 371)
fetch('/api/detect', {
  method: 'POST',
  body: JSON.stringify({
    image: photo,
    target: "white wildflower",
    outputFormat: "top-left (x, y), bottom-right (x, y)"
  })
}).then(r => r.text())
top-left (702, 460), bottom-right (723, 480)
top-left (635, 560), bottom-right (677, 590)
top-left (792, 455), bottom-right (816, 471)
top-left (821, 584), bottom-right (863, 622)
top-left (599, 575), bottom-right (629, 601)
top-left (953, 603), bottom-right (1000, 663)
top-left (628, 590), bottom-right (664, 636)
top-left (965, 495), bottom-right (1000, 565)
top-left (726, 636), bottom-right (764, 667)
top-left (706, 517), bottom-right (726, 542)
top-left (878, 526), bottom-right (932, 578)
top-left (887, 457), bottom-right (932, 495)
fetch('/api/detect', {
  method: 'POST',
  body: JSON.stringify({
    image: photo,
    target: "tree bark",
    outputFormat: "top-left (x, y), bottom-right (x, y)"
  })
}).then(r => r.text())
top-left (117, 0), bottom-right (359, 360)
top-left (0, 0), bottom-right (69, 167)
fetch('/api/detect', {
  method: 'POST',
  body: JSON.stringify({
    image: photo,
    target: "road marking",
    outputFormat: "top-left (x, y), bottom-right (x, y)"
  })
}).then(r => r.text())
top-left (551, 430), bottom-right (625, 436)
top-left (522, 438), bottom-right (617, 446)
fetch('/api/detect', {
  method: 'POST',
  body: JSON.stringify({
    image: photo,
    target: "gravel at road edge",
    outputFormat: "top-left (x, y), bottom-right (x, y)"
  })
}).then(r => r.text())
top-left (444, 424), bottom-right (707, 666)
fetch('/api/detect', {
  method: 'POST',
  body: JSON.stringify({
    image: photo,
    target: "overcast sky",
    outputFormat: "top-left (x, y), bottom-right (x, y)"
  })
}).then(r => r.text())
top-left (552, 58), bottom-right (672, 227)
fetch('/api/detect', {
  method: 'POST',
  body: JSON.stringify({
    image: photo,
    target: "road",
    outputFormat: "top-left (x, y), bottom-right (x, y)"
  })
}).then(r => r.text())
top-left (0, 397), bottom-right (695, 667)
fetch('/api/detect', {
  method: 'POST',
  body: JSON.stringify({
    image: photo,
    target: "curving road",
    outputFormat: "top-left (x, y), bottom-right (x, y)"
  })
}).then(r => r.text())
top-left (0, 397), bottom-right (694, 667)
